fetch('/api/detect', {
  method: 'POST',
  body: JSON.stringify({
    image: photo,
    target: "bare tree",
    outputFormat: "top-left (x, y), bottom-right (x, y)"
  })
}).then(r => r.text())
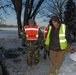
top-left (11, 0), bottom-right (44, 38)
top-left (39, 0), bottom-right (68, 23)
top-left (11, 0), bottom-right (22, 38)
top-left (24, 0), bottom-right (44, 25)
top-left (0, 0), bottom-right (45, 38)
top-left (0, 0), bottom-right (11, 23)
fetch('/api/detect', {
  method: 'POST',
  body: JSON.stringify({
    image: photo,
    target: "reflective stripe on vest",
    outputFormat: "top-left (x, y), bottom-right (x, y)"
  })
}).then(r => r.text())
top-left (24, 25), bottom-right (39, 40)
top-left (45, 24), bottom-right (67, 50)
top-left (25, 28), bottom-right (38, 31)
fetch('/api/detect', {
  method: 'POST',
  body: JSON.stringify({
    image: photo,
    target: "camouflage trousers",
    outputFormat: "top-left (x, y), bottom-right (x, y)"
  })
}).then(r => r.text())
top-left (26, 46), bottom-right (40, 66)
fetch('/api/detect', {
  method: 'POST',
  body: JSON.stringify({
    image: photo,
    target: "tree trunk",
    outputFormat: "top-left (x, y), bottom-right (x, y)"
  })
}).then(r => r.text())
top-left (24, 0), bottom-right (29, 26)
top-left (17, 12), bottom-right (22, 38)
top-left (11, 0), bottom-right (22, 38)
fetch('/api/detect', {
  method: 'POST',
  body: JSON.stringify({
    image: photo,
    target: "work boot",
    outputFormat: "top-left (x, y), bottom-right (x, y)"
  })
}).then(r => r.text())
top-left (54, 69), bottom-right (59, 74)
top-left (49, 73), bottom-right (54, 75)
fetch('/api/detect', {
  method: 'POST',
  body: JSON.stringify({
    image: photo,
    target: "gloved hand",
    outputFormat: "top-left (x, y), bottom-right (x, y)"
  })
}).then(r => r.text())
top-left (45, 45), bottom-right (49, 51)
top-left (22, 44), bottom-right (26, 47)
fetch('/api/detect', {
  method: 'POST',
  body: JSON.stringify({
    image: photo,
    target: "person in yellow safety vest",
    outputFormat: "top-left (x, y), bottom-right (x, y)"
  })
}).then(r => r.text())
top-left (45, 16), bottom-right (72, 75)
top-left (43, 26), bottom-right (50, 60)
top-left (22, 19), bottom-right (44, 70)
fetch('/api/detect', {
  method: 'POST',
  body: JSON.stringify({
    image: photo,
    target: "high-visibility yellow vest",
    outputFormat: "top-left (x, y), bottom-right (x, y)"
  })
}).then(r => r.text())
top-left (45, 24), bottom-right (67, 50)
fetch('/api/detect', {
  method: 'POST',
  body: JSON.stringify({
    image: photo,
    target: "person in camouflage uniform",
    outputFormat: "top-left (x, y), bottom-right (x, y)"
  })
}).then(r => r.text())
top-left (22, 19), bottom-right (43, 69)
